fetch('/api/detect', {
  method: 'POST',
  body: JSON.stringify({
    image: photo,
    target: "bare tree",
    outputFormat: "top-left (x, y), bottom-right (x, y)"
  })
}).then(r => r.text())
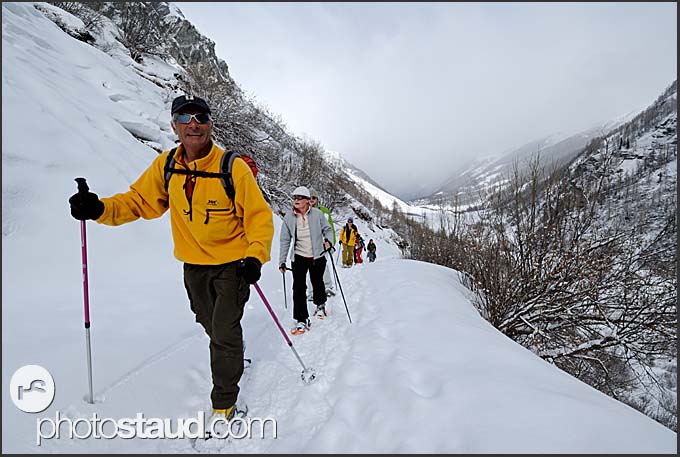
top-left (113, 2), bottom-right (169, 62)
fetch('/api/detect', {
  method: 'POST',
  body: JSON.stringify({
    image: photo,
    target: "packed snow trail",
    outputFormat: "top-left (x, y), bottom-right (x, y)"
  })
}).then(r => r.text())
top-left (38, 248), bottom-right (675, 453)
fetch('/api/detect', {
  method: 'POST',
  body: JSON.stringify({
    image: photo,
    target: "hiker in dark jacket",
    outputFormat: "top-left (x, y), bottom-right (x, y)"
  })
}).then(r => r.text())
top-left (279, 186), bottom-right (333, 334)
top-left (367, 239), bottom-right (377, 262)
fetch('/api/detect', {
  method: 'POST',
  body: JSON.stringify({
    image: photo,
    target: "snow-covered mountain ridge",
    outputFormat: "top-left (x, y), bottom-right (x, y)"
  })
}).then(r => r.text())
top-left (416, 112), bottom-right (641, 207)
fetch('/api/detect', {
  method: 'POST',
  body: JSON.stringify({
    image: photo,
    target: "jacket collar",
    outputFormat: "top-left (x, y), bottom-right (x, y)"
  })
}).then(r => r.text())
top-left (176, 141), bottom-right (220, 169)
top-left (293, 205), bottom-right (311, 216)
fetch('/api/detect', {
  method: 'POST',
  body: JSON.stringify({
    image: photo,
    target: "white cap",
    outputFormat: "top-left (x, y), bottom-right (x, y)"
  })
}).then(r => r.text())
top-left (292, 186), bottom-right (311, 199)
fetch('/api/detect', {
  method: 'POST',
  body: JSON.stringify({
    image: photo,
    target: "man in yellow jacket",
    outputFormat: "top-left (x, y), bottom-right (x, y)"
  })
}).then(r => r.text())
top-left (68, 95), bottom-right (274, 421)
top-left (339, 217), bottom-right (358, 267)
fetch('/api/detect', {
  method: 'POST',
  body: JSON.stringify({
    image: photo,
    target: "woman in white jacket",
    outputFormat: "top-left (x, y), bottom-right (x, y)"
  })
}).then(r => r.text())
top-left (279, 186), bottom-right (333, 334)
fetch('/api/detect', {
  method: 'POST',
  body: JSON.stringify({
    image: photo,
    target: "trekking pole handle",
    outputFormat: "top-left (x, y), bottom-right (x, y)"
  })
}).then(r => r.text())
top-left (75, 177), bottom-right (89, 193)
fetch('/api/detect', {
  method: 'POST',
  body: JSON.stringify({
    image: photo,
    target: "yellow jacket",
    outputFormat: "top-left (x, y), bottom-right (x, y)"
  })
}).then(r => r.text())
top-left (97, 143), bottom-right (274, 266)
top-left (340, 225), bottom-right (357, 247)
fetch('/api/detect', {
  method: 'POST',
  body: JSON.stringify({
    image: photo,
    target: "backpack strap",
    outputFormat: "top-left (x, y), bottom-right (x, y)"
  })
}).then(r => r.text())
top-left (163, 147), bottom-right (178, 193)
top-left (163, 147), bottom-right (242, 203)
top-left (220, 150), bottom-right (241, 202)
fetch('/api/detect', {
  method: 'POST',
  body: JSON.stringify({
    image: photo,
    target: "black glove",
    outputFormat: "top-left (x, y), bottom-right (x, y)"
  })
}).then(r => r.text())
top-left (238, 257), bottom-right (262, 284)
top-left (279, 263), bottom-right (287, 273)
top-left (69, 191), bottom-right (105, 221)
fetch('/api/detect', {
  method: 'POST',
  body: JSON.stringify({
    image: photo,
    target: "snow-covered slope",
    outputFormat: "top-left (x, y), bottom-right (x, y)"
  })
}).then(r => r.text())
top-left (2, 2), bottom-right (676, 453)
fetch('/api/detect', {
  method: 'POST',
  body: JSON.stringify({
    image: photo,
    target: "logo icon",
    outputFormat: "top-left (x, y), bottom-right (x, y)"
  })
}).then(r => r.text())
top-left (207, 199), bottom-right (218, 206)
top-left (10, 365), bottom-right (55, 413)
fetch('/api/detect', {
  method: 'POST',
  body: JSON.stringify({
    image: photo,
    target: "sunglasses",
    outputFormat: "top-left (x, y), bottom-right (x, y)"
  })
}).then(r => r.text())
top-left (173, 113), bottom-right (212, 124)
top-left (293, 195), bottom-right (309, 201)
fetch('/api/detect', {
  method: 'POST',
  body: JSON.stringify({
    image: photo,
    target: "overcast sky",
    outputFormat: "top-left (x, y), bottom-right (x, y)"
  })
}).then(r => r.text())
top-left (175, 2), bottom-right (677, 198)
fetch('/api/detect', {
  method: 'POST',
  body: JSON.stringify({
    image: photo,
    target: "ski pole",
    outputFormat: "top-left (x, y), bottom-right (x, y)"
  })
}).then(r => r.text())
top-left (281, 266), bottom-right (293, 316)
top-left (282, 270), bottom-right (287, 310)
top-left (75, 177), bottom-right (95, 404)
top-left (326, 248), bottom-right (339, 289)
top-left (253, 282), bottom-right (317, 384)
top-left (325, 247), bottom-right (352, 324)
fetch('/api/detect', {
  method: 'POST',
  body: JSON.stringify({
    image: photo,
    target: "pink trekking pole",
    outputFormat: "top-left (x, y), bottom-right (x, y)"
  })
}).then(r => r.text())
top-left (253, 283), bottom-right (316, 384)
top-left (75, 178), bottom-right (95, 404)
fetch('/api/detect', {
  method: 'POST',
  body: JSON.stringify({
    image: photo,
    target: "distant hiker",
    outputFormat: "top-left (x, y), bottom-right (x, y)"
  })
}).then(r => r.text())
top-left (354, 233), bottom-right (365, 264)
top-left (367, 239), bottom-right (377, 262)
top-left (307, 188), bottom-right (336, 298)
top-left (339, 217), bottom-right (358, 267)
top-left (279, 186), bottom-right (333, 334)
top-left (68, 94), bottom-right (274, 421)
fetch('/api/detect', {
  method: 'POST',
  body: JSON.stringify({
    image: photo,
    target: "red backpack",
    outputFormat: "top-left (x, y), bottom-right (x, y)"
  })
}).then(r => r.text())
top-left (240, 154), bottom-right (259, 178)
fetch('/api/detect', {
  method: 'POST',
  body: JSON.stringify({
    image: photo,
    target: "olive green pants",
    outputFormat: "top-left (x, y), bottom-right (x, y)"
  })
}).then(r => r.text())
top-left (183, 261), bottom-right (250, 409)
top-left (342, 243), bottom-right (354, 266)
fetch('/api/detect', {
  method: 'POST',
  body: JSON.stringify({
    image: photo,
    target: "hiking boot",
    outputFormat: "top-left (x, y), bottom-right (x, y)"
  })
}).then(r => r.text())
top-left (314, 304), bottom-right (327, 319)
top-left (212, 405), bottom-right (235, 419)
top-left (291, 319), bottom-right (310, 335)
top-left (206, 406), bottom-right (234, 439)
top-left (204, 404), bottom-right (248, 441)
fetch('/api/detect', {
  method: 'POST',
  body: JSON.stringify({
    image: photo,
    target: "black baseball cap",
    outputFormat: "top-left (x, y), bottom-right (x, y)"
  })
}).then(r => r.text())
top-left (171, 95), bottom-right (211, 114)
